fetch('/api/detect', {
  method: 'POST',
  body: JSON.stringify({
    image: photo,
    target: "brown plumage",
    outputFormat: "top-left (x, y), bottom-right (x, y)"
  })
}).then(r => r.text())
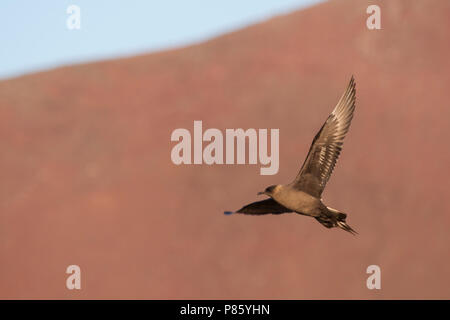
top-left (231, 77), bottom-right (357, 235)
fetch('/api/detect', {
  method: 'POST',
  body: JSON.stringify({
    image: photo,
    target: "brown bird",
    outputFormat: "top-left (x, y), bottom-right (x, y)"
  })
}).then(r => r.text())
top-left (228, 77), bottom-right (357, 235)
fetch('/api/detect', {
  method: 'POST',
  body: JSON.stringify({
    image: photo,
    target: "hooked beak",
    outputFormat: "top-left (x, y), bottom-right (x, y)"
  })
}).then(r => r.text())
top-left (257, 191), bottom-right (265, 196)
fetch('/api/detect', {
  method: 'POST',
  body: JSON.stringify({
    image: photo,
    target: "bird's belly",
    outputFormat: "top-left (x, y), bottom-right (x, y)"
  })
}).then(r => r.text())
top-left (274, 191), bottom-right (320, 216)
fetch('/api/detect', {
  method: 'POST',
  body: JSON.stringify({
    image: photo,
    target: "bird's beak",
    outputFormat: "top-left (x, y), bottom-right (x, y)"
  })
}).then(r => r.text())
top-left (257, 191), bottom-right (265, 196)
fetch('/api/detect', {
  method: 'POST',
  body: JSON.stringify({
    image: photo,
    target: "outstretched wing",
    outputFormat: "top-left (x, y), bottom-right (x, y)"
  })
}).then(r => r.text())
top-left (235, 198), bottom-right (292, 215)
top-left (291, 76), bottom-right (356, 198)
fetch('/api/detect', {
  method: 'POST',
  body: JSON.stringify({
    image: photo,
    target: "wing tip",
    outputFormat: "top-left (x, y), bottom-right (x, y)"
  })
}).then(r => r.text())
top-left (348, 75), bottom-right (356, 94)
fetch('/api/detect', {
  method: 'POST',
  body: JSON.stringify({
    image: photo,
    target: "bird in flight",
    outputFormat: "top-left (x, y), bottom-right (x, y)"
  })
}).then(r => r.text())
top-left (226, 76), bottom-right (357, 235)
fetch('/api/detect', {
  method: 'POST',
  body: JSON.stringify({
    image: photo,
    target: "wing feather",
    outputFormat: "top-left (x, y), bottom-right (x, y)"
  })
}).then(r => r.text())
top-left (290, 76), bottom-right (356, 197)
top-left (235, 198), bottom-right (292, 215)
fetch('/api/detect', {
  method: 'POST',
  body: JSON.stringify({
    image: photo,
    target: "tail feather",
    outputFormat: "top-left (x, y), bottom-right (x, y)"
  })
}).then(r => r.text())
top-left (318, 206), bottom-right (358, 235)
top-left (336, 220), bottom-right (358, 235)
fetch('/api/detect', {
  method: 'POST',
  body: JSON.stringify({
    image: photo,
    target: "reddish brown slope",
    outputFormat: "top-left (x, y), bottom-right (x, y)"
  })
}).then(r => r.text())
top-left (1, 0), bottom-right (450, 299)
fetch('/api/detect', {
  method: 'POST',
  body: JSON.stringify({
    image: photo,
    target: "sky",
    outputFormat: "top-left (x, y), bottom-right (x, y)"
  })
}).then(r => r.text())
top-left (0, 0), bottom-right (323, 80)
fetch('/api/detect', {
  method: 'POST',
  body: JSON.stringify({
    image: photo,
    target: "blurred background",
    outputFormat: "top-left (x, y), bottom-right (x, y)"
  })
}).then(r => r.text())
top-left (1, 0), bottom-right (450, 299)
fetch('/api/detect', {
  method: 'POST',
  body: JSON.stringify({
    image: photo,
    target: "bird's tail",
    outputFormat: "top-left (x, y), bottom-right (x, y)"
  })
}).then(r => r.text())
top-left (336, 219), bottom-right (358, 235)
top-left (322, 206), bottom-right (358, 235)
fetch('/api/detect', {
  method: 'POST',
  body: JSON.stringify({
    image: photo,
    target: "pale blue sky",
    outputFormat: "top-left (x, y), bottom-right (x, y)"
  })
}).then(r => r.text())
top-left (0, 0), bottom-right (322, 79)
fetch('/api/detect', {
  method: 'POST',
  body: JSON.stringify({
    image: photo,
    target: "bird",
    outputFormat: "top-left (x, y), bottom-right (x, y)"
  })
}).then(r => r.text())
top-left (226, 76), bottom-right (357, 235)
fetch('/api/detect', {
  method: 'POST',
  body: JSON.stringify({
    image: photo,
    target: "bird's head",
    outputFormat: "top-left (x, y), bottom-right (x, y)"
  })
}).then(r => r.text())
top-left (258, 185), bottom-right (281, 197)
